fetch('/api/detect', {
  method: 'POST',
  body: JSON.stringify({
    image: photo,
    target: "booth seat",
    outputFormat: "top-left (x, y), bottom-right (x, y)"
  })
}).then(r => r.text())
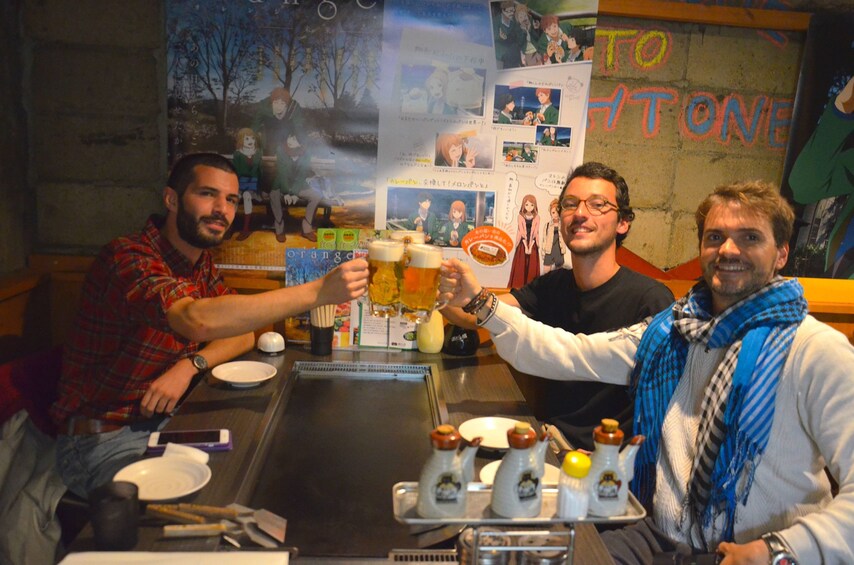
top-left (0, 348), bottom-right (88, 563)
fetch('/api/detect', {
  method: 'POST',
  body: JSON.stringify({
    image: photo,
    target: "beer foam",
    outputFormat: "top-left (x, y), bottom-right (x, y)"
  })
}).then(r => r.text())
top-left (406, 244), bottom-right (443, 269)
top-left (368, 240), bottom-right (404, 262)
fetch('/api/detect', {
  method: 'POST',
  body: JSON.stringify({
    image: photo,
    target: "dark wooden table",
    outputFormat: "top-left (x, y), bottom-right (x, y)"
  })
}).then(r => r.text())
top-left (68, 344), bottom-right (616, 564)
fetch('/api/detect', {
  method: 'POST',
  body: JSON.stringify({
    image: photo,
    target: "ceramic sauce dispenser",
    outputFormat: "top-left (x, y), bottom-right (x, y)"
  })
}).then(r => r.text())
top-left (417, 425), bottom-right (480, 518)
top-left (490, 421), bottom-right (549, 518)
top-left (587, 418), bottom-right (645, 517)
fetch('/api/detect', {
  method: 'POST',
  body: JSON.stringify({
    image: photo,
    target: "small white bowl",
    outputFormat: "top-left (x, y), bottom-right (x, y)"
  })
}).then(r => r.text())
top-left (257, 331), bottom-right (285, 354)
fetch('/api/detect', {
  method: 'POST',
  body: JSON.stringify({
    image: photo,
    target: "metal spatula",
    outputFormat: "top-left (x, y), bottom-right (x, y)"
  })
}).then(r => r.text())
top-left (227, 503), bottom-right (287, 544)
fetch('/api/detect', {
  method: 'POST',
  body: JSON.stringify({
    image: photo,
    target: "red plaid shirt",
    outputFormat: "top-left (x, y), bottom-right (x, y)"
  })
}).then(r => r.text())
top-left (50, 216), bottom-right (235, 425)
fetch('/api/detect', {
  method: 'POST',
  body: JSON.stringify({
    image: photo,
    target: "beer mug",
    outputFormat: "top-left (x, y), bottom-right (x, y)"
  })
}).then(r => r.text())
top-left (400, 244), bottom-right (446, 323)
top-left (367, 239), bottom-right (404, 318)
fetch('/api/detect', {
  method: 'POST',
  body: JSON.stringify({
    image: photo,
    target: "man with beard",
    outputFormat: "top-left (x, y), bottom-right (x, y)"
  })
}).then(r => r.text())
top-left (441, 162), bottom-right (673, 451)
top-left (51, 153), bottom-right (369, 497)
top-left (441, 181), bottom-right (854, 564)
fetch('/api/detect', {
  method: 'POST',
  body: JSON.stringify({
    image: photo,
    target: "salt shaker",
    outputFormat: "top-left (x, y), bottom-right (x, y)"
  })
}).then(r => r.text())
top-left (556, 450), bottom-right (591, 520)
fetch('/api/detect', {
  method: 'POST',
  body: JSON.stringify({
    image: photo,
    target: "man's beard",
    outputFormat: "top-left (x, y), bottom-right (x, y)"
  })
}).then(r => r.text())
top-left (564, 222), bottom-right (616, 258)
top-left (702, 258), bottom-right (775, 305)
top-left (176, 201), bottom-right (229, 249)
top-left (568, 238), bottom-right (612, 257)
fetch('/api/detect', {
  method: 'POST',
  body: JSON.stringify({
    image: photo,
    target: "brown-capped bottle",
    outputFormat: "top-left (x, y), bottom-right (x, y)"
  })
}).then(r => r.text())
top-left (417, 425), bottom-right (471, 518)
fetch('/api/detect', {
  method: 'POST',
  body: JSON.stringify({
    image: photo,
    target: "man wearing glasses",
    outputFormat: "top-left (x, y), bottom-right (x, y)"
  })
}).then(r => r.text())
top-left (442, 162), bottom-right (673, 451)
top-left (441, 180), bottom-right (854, 564)
top-left (493, 0), bottom-right (523, 70)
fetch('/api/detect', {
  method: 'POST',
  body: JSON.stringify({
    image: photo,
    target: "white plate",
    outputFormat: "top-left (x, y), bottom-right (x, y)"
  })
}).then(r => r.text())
top-left (59, 552), bottom-right (290, 564)
top-left (114, 457), bottom-right (211, 502)
top-left (479, 460), bottom-right (561, 486)
top-left (211, 361), bottom-right (277, 388)
top-left (458, 417), bottom-right (520, 450)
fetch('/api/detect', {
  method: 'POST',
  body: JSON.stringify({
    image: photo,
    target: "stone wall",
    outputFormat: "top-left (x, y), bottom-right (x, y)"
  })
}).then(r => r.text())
top-left (23, 0), bottom-right (165, 255)
top-left (585, 16), bottom-right (804, 268)
top-left (0, 0), bottom-right (29, 274)
top-left (5, 1), bottom-right (842, 272)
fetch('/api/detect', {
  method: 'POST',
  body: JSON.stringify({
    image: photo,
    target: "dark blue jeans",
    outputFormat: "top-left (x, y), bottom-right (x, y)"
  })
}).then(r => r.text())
top-left (55, 417), bottom-right (168, 498)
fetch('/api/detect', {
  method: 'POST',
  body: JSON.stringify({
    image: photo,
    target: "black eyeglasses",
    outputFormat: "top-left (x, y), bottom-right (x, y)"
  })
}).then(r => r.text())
top-left (559, 196), bottom-right (618, 216)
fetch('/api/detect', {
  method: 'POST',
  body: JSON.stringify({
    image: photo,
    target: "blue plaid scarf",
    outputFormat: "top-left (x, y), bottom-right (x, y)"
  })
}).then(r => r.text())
top-left (629, 277), bottom-right (807, 544)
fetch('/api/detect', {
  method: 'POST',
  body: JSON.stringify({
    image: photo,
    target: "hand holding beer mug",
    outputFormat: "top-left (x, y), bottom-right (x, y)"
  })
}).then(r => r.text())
top-left (400, 244), bottom-right (446, 323)
top-left (367, 239), bottom-right (404, 317)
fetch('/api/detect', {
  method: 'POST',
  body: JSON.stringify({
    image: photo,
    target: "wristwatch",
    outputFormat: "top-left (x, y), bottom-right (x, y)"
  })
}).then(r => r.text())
top-left (761, 533), bottom-right (797, 565)
top-left (191, 354), bottom-right (208, 373)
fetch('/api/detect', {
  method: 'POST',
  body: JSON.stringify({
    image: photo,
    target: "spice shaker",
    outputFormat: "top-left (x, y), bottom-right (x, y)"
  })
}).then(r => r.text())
top-left (556, 450), bottom-right (592, 520)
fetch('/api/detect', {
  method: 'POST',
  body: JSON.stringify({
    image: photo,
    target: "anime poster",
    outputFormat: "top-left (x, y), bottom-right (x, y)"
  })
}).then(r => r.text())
top-left (781, 13), bottom-right (854, 280)
top-left (167, 0), bottom-right (383, 270)
top-left (284, 249), bottom-right (359, 343)
top-left (377, 0), bottom-right (597, 287)
top-left (167, 0), bottom-right (597, 286)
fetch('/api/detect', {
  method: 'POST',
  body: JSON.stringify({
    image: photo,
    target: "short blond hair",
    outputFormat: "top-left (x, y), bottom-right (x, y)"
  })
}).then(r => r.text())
top-left (695, 180), bottom-right (795, 247)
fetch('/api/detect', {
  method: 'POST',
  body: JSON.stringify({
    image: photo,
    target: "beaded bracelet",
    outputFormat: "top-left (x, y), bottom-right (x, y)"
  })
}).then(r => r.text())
top-left (476, 292), bottom-right (499, 327)
top-left (462, 287), bottom-right (489, 314)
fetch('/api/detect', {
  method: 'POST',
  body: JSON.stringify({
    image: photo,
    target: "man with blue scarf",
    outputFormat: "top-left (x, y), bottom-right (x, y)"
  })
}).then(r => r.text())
top-left (440, 181), bottom-right (854, 564)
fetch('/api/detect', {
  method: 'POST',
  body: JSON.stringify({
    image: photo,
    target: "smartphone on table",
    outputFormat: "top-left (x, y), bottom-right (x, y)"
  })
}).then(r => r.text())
top-left (146, 429), bottom-right (232, 453)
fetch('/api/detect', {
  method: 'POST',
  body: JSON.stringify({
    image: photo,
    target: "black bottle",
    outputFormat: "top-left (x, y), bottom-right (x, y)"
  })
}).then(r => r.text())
top-left (442, 324), bottom-right (480, 356)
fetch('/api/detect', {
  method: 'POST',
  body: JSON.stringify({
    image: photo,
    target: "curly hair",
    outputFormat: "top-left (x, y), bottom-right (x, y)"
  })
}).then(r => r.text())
top-left (560, 161), bottom-right (634, 247)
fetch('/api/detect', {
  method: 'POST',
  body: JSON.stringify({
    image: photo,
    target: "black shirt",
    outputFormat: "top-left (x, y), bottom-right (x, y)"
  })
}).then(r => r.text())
top-left (510, 267), bottom-right (674, 450)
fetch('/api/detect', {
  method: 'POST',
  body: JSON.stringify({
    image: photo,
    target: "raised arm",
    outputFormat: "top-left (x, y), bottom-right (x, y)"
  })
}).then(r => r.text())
top-left (440, 258), bottom-right (637, 383)
top-left (789, 76), bottom-right (854, 203)
top-left (166, 258), bottom-right (369, 342)
top-left (441, 292), bottom-right (523, 330)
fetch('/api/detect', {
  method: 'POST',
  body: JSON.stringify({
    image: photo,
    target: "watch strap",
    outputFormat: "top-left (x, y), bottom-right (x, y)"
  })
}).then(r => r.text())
top-left (761, 533), bottom-right (797, 565)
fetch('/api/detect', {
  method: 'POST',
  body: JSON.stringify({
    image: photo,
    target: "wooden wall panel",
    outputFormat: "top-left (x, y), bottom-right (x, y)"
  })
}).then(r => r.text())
top-left (2, 253), bottom-right (850, 365)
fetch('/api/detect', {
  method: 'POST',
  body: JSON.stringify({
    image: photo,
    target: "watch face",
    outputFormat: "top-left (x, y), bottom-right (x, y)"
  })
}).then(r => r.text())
top-left (772, 557), bottom-right (796, 565)
top-left (192, 355), bottom-right (208, 371)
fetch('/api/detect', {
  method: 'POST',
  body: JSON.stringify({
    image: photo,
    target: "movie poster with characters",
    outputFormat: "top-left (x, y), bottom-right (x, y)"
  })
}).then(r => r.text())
top-left (167, 0), bottom-right (384, 270)
top-left (781, 13), bottom-right (854, 280)
top-left (167, 0), bottom-right (598, 287)
top-left (376, 0), bottom-right (597, 287)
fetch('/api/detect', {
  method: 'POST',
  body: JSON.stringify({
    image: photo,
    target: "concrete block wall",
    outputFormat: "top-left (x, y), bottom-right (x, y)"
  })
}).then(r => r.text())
top-left (1, 0), bottom-right (30, 274)
top-left (23, 0), bottom-right (165, 254)
top-left (585, 16), bottom-right (805, 268)
top-left (4, 2), bottom-right (826, 273)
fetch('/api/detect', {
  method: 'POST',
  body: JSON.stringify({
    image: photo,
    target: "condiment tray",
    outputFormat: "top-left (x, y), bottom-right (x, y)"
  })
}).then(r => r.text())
top-left (392, 482), bottom-right (646, 525)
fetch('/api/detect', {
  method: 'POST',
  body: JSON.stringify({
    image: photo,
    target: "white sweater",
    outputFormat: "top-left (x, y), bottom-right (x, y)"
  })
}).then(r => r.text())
top-left (485, 301), bottom-right (854, 564)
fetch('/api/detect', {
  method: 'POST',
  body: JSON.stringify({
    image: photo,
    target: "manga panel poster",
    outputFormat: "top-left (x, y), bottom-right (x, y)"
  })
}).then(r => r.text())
top-left (781, 13), bottom-right (854, 280)
top-left (167, 0), bottom-right (598, 288)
